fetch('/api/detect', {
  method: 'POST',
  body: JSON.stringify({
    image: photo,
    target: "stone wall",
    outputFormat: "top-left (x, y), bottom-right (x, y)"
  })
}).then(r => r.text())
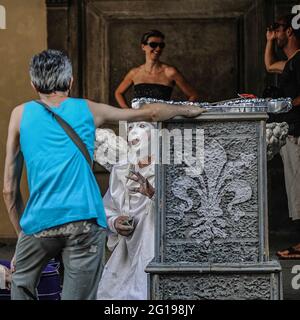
top-left (0, 0), bottom-right (47, 237)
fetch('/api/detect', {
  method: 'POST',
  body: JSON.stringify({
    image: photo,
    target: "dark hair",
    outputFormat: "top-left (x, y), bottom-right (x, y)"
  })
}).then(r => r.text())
top-left (277, 14), bottom-right (300, 40)
top-left (141, 30), bottom-right (165, 44)
top-left (29, 49), bottom-right (73, 94)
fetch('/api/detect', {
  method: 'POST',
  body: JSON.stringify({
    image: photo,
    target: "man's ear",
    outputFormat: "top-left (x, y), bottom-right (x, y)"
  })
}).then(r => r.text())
top-left (69, 77), bottom-right (74, 90)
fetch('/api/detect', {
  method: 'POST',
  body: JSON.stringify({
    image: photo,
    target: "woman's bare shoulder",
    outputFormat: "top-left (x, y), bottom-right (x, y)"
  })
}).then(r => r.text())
top-left (163, 64), bottom-right (179, 77)
top-left (128, 65), bottom-right (144, 76)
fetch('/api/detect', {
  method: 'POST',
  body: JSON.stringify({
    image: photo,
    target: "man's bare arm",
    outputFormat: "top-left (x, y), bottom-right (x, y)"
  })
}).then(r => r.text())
top-left (265, 30), bottom-right (286, 73)
top-left (87, 100), bottom-right (206, 127)
top-left (3, 106), bottom-right (24, 236)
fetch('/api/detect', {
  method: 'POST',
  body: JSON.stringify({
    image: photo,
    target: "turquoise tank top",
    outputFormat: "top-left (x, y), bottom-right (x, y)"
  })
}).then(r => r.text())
top-left (20, 98), bottom-right (107, 234)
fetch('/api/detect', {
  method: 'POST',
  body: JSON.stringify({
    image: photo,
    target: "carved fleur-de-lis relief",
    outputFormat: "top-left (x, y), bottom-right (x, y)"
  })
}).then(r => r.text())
top-left (171, 139), bottom-right (253, 247)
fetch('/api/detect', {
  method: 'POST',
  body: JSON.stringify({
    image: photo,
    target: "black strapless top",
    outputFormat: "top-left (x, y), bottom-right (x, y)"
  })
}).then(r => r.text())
top-left (133, 83), bottom-right (173, 101)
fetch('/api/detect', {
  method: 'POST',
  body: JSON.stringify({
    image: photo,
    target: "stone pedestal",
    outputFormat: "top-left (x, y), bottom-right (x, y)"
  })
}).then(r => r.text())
top-left (146, 112), bottom-right (282, 300)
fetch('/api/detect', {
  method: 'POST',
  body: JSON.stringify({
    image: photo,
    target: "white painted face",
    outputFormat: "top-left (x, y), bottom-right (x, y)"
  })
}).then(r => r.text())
top-left (127, 122), bottom-right (156, 163)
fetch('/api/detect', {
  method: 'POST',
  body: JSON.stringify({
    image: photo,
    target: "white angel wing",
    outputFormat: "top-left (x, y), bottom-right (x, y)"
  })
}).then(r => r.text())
top-left (266, 122), bottom-right (289, 161)
top-left (94, 128), bottom-right (129, 172)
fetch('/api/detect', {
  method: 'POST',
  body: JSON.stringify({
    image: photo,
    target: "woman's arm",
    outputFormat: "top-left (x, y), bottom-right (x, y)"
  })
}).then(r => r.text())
top-left (114, 69), bottom-right (136, 109)
top-left (167, 66), bottom-right (200, 101)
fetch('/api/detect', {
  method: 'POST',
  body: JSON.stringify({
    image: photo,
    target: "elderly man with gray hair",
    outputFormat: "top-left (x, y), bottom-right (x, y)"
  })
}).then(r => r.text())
top-left (2, 49), bottom-right (206, 300)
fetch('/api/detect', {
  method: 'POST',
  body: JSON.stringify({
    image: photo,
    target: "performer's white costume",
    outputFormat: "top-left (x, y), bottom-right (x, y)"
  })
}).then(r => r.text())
top-left (96, 122), bottom-right (156, 300)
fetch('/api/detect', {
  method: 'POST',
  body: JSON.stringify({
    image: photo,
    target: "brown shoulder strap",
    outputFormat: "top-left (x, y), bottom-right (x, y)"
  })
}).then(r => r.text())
top-left (35, 100), bottom-right (92, 168)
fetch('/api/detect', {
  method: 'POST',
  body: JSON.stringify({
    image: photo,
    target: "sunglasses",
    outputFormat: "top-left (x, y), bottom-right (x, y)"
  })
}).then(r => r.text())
top-left (146, 42), bottom-right (165, 49)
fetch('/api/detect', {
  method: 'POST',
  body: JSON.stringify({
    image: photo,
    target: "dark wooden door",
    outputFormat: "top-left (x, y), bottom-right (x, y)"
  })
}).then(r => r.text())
top-left (47, 0), bottom-right (268, 103)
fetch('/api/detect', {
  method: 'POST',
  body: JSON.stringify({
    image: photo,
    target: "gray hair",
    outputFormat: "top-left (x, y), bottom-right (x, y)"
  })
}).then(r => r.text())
top-left (29, 49), bottom-right (73, 94)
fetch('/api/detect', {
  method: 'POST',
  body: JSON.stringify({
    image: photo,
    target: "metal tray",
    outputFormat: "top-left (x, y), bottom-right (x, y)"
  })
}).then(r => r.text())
top-left (131, 97), bottom-right (292, 114)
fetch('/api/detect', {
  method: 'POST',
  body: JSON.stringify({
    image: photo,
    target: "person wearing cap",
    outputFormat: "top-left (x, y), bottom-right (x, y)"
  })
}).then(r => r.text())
top-left (264, 14), bottom-right (300, 259)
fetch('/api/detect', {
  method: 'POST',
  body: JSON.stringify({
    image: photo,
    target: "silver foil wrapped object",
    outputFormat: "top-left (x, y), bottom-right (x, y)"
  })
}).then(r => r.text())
top-left (131, 97), bottom-right (292, 114)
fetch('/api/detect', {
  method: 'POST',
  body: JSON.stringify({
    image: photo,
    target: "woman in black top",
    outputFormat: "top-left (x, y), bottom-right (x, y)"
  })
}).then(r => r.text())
top-left (115, 30), bottom-right (200, 108)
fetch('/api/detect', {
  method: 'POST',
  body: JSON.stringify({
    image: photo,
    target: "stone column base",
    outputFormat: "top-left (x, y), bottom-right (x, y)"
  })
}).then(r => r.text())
top-left (146, 261), bottom-right (282, 300)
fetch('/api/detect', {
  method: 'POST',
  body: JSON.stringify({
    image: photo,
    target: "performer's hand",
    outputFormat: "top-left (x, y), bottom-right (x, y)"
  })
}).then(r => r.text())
top-left (126, 170), bottom-right (155, 199)
top-left (266, 28), bottom-right (276, 41)
top-left (114, 216), bottom-right (135, 236)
